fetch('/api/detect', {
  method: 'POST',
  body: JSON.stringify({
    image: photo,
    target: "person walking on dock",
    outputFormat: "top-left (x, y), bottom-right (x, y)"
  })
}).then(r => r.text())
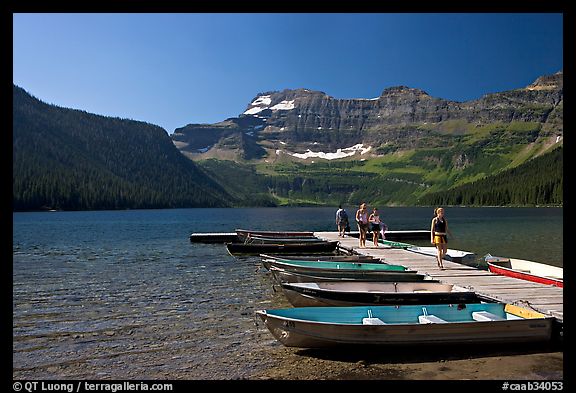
top-left (356, 202), bottom-right (369, 248)
top-left (335, 205), bottom-right (349, 237)
top-left (431, 207), bottom-right (454, 269)
top-left (369, 207), bottom-right (382, 247)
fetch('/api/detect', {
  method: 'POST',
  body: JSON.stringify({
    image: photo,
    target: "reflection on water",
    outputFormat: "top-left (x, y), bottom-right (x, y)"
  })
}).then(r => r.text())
top-left (12, 207), bottom-right (562, 379)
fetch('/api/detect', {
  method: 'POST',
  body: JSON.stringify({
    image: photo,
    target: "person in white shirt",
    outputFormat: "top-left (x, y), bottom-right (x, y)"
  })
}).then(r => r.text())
top-left (335, 205), bottom-right (349, 237)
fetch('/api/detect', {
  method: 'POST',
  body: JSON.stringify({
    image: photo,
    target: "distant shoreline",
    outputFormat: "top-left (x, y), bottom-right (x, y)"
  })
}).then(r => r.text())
top-left (12, 204), bottom-right (564, 213)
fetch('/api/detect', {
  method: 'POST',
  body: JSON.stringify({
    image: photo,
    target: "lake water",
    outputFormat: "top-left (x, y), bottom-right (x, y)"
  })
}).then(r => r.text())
top-left (12, 207), bottom-right (563, 379)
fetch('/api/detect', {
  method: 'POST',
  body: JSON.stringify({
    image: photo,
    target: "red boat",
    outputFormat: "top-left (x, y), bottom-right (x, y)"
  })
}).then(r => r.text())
top-left (484, 254), bottom-right (563, 288)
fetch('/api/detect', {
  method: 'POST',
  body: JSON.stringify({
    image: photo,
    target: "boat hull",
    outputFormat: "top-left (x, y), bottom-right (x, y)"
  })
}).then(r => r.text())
top-left (407, 246), bottom-right (476, 263)
top-left (236, 229), bottom-right (315, 240)
top-left (255, 304), bottom-right (553, 348)
top-left (226, 241), bottom-right (338, 256)
top-left (262, 258), bottom-right (401, 272)
top-left (379, 239), bottom-right (414, 249)
top-left (261, 256), bottom-right (379, 270)
top-left (263, 259), bottom-right (414, 279)
top-left (269, 266), bottom-right (433, 283)
top-left (487, 263), bottom-right (563, 287)
top-left (281, 282), bottom-right (480, 307)
top-left (485, 255), bottom-right (563, 288)
top-left (245, 235), bottom-right (324, 244)
top-left (260, 254), bottom-right (376, 262)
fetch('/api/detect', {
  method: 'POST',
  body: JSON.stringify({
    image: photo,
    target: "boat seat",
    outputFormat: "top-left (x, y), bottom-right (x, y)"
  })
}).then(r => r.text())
top-left (472, 311), bottom-right (505, 321)
top-left (418, 315), bottom-right (448, 324)
top-left (363, 309), bottom-right (386, 325)
top-left (362, 317), bottom-right (386, 325)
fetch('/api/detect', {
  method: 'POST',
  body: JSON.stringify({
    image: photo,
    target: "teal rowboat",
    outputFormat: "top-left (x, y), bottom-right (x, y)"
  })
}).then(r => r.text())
top-left (261, 259), bottom-right (414, 280)
top-left (261, 258), bottom-right (403, 272)
top-left (379, 239), bottom-right (414, 249)
top-left (255, 303), bottom-right (554, 348)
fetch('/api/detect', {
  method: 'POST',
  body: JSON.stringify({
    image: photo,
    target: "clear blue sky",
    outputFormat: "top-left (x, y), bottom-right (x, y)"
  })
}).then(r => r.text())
top-left (13, 13), bottom-right (563, 133)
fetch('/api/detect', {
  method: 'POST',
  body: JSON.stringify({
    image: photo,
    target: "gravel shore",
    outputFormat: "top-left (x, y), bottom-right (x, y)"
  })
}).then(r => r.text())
top-left (252, 344), bottom-right (563, 380)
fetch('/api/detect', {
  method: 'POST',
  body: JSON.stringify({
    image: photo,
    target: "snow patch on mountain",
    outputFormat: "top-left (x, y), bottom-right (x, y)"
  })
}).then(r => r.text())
top-left (253, 95), bottom-right (272, 106)
top-left (244, 96), bottom-right (296, 116)
top-left (288, 144), bottom-right (372, 160)
top-left (244, 106), bottom-right (265, 115)
top-left (270, 100), bottom-right (295, 110)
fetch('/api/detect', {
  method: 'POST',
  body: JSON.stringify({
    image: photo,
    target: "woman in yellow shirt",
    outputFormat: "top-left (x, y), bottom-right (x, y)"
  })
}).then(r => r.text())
top-left (430, 207), bottom-right (454, 270)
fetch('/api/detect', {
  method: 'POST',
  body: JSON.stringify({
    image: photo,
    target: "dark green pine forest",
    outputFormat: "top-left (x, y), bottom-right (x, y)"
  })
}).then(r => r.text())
top-left (13, 85), bottom-right (233, 211)
top-left (416, 146), bottom-right (563, 206)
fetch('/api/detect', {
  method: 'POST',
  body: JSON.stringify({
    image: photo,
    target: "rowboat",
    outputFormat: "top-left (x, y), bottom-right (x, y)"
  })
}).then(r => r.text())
top-left (236, 229), bottom-right (315, 240)
top-left (279, 281), bottom-right (481, 307)
top-left (226, 241), bottom-right (338, 256)
top-left (260, 253), bottom-right (378, 262)
top-left (407, 246), bottom-right (476, 263)
top-left (484, 254), bottom-right (563, 288)
top-left (261, 258), bottom-right (411, 277)
top-left (379, 239), bottom-right (414, 249)
top-left (255, 303), bottom-right (554, 348)
top-left (268, 266), bottom-right (435, 283)
top-left (244, 234), bottom-right (325, 244)
top-left (260, 256), bottom-right (382, 270)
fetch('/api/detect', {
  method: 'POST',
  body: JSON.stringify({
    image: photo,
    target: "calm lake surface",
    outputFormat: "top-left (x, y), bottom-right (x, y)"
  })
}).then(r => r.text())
top-left (12, 207), bottom-right (563, 379)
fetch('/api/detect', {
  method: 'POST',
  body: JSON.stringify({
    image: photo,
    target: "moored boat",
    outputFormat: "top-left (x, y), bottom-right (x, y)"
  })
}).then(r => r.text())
top-left (379, 239), bottom-right (414, 249)
top-left (280, 281), bottom-right (480, 307)
top-left (245, 234), bottom-right (325, 244)
top-left (407, 246), bottom-right (476, 263)
top-left (236, 229), bottom-right (315, 240)
top-left (255, 303), bottom-right (554, 348)
top-left (260, 256), bottom-right (384, 270)
top-left (268, 265), bottom-right (434, 283)
top-left (226, 240), bottom-right (338, 256)
top-left (260, 253), bottom-right (377, 262)
top-left (261, 258), bottom-right (410, 276)
top-left (484, 254), bottom-right (563, 288)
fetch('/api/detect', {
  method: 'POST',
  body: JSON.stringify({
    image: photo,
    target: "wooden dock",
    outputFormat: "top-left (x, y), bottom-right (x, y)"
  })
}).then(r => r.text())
top-left (315, 232), bottom-right (564, 323)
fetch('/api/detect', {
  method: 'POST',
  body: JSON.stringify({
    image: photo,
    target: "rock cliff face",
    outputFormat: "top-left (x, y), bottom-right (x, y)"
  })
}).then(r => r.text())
top-left (171, 71), bottom-right (563, 160)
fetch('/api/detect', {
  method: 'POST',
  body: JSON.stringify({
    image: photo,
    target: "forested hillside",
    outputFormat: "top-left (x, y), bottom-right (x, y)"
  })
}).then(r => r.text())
top-left (416, 146), bottom-right (563, 206)
top-left (13, 85), bottom-right (233, 211)
top-left (198, 146), bottom-right (563, 208)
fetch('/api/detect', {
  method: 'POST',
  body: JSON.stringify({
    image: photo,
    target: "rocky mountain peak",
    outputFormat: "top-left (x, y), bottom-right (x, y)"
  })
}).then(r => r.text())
top-left (524, 70), bottom-right (563, 91)
top-left (173, 71), bottom-right (563, 162)
top-left (380, 86), bottom-right (431, 98)
top-left (241, 88), bottom-right (328, 117)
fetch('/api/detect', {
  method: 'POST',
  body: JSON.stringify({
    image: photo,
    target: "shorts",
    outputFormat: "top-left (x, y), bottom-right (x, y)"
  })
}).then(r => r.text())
top-left (433, 234), bottom-right (447, 244)
top-left (358, 222), bottom-right (369, 233)
top-left (370, 223), bottom-right (381, 232)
